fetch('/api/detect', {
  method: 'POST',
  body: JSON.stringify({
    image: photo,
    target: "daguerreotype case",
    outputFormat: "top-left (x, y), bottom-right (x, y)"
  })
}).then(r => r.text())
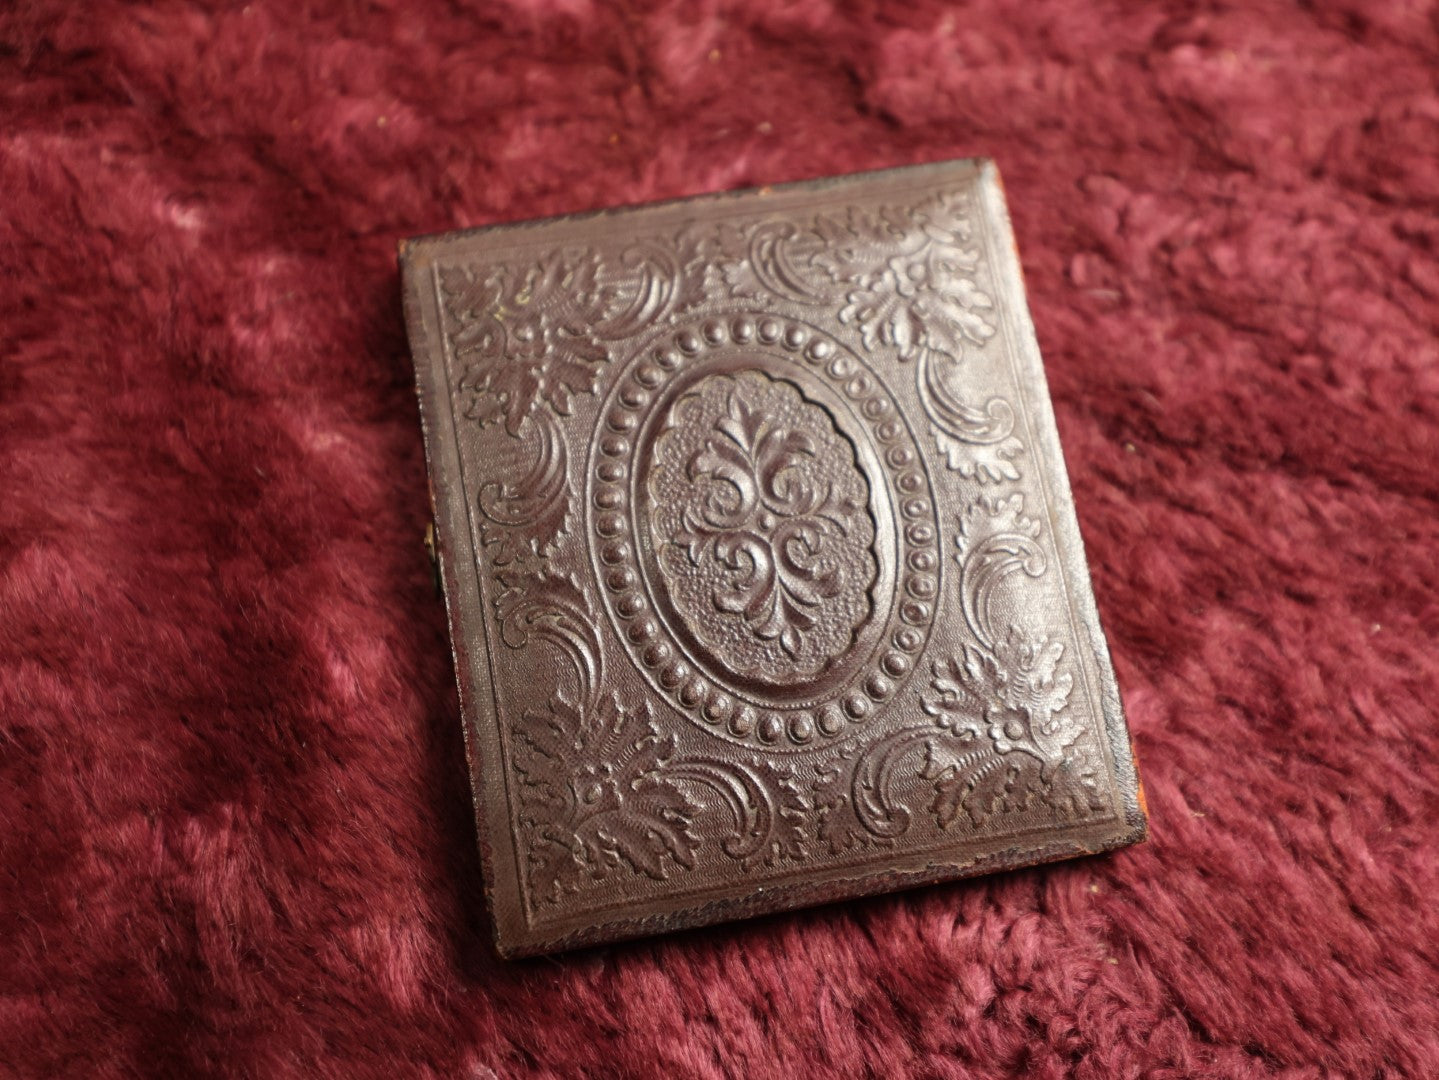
top-left (400, 159), bottom-right (1146, 957)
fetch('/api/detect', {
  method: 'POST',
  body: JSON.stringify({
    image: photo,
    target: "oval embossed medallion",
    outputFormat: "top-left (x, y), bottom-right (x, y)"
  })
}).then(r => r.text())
top-left (589, 315), bottom-right (942, 747)
top-left (646, 371), bottom-right (877, 688)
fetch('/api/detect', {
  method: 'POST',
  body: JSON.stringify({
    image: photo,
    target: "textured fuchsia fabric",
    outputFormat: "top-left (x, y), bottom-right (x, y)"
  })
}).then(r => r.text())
top-left (2, 1), bottom-right (1438, 1077)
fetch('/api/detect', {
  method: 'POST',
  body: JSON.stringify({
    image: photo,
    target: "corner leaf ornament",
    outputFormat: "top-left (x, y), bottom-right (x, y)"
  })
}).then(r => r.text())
top-left (712, 190), bottom-right (1025, 482)
top-left (514, 692), bottom-right (701, 901)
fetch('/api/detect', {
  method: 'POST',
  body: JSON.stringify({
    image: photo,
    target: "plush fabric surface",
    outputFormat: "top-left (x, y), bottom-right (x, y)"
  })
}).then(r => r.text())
top-left (3, 1), bottom-right (1438, 1076)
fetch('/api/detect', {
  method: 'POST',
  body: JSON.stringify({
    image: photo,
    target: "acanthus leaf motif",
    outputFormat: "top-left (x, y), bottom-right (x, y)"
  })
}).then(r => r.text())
top-left (442, 238), bottom-right (702, 556)
top-left (441, 253), bottom-right (614, 437)
top-left (814, 739), bottom-right (890, 855)
top-left (919, 347), bottom-right (1024, 483)
top-left (664, 758), bottom-right (811, 869)
top-left (676, 388), bottom-right (845, 658)
top-left (1046, 733), bottom-right (1112, 818)
top-left (492, 563), bottom-right (603, 708)
top-left (513, 685), bottom-right (810, 904)
top-left (923, 741), bottom-right (1047, 829)
top-left (956, 493), bottom-right (1046, 649)
top-left (650, 371), bottom-right (877, 679)
top-left (475, 408), bottom-right (570, 562)
top-left (514, 691), bottom-right (702, 904)
top-left (711, 189), bottom-right (1023, 481)
top-left (814, 492), bottom-right (1105, 845)
top-left (754, 760), bottom-right (811, 866)
top-left (917, 625), bottom-right (1077, 828)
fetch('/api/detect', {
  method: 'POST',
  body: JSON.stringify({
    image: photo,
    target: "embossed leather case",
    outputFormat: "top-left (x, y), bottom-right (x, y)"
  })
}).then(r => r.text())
top-left (401, 159), bottom-right (1146, 958)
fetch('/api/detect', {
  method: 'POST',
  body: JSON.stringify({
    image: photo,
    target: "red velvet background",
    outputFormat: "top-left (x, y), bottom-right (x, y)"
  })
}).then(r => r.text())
top-left (3, 1), bottom-right (1438, 1076)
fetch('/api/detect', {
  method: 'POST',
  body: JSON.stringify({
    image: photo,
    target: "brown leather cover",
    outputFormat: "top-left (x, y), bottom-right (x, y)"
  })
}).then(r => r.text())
top-left (400, 159), bottom-right (1146, 957)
